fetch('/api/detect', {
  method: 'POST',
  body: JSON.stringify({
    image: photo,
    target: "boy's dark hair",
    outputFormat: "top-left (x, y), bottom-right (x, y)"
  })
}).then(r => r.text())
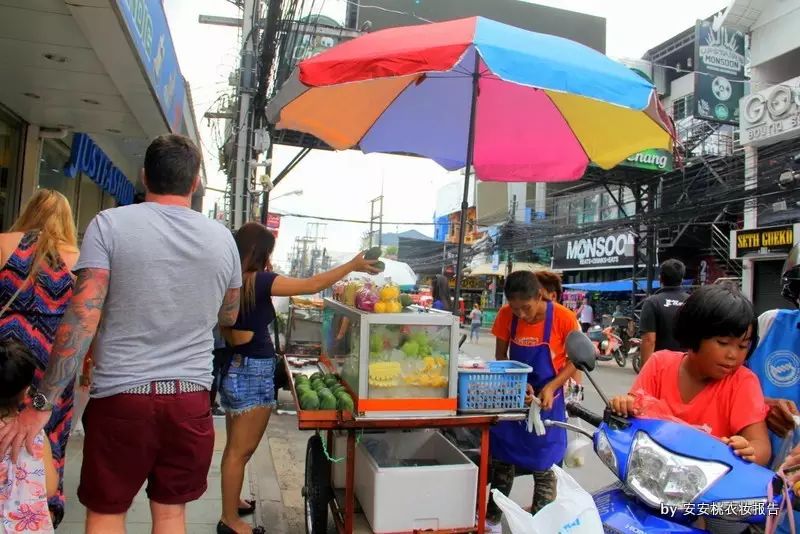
top-left (504, 271), bottom-right (542, 300)
top-left (675, 284), bottom-right (758, 356)
top-left (0, 341), bottom-right (37, 410)
top-left (659, 259), bottom-right (685, 287)
top-left (144, 134), bottom-right (202, 196)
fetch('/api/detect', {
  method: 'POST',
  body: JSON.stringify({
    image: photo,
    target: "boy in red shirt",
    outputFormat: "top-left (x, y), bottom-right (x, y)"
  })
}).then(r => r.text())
top-left (610, 284), bottom-right (770, 465)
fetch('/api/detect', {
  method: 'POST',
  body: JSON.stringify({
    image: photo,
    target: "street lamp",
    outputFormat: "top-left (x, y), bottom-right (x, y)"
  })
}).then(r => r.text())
top-left (271, 189), bottom-right (303, 201)
top-left (260, 189), bottom-right (303, 225)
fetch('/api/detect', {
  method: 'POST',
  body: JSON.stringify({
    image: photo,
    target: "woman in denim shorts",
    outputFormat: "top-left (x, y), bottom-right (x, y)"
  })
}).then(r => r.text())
top-left (217, 223), bottom-right (379, 534)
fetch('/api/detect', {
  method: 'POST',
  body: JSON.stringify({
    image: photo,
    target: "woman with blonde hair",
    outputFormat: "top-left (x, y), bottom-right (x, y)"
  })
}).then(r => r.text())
top-left (0, 189), bottom-right (79, 527)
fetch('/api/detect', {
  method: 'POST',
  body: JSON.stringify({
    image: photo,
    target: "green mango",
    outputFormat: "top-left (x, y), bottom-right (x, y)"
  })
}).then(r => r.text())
top-left (336, 393), bottom-right (354, 412)
top-left (317, 387), bottom-right (334, 399)
top-left (373, 261), bottom-right (385, 273)
top-left (311, 379), bottom-right (326, 391)
top-left (399, 294), bottom-right (413, 308)
top-left (296, 383), bottom-right (312, 395)
top-left (364, 247), bottom-right (382, 260)
top-left (300, 391), bottom-right (319, 410)
top-left (324, 376), bottom-right (339, 388)
top-left (294, 374), bottom-right (309, 383)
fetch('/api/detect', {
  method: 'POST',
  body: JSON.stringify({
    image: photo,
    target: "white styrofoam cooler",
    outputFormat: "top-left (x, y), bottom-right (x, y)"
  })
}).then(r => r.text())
top-left (354, 430), bottom-right (478, 533)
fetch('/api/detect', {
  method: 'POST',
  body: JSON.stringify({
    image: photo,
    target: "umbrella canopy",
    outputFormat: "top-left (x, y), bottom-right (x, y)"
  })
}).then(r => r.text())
top-left (267, 16), bottom-right (675, 182)
top-left (467, 262), bottom-right (548, 277)
top-left (343, 257), bottom-right (417, 290)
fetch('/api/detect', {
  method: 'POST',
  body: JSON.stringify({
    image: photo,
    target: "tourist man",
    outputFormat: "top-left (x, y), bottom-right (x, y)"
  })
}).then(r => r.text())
top-left (0, 134), bottom-right (242, 533)
top-left (639, 259), bottom-right (688, 366)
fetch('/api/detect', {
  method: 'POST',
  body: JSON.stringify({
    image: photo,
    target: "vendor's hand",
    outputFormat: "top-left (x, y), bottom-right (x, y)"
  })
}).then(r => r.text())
top-left (722, 435), bottom-right (756, 462)
top-left (766, 398), bottom-right (799, 437)
top-left (609, 395), bottom-right (638, 417)
top-left (349, 252), bottom-right (381, 274)
top-left (538, 383), bottom-right (556, 411)
top-left (780, 447), bottom-right (800, 490)
top-left (524, 384), bottom-right (535, 406)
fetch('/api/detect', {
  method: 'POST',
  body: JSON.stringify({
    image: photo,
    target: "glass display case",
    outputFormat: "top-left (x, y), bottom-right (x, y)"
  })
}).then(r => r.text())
top-left (322, 298), bottom-right (459, 417)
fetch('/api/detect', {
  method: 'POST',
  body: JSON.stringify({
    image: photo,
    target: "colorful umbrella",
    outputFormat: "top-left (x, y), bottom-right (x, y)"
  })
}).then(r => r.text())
top-left (266, 16), bottom-right (675, 302)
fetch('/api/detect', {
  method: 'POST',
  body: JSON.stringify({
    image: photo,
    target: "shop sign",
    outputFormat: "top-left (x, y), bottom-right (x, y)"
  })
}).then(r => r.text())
top-left (694, 19), bottom-right (746, 125)
top-left (266, 213), bottom-right (281, 229)
top-left (620, 149), bottom-right (674, 172)
top-left (116, 0), bottom-right (185, 133)
top-left (730, 224), bottom-right (799, 259)
top-left (65, 134), bottom-right (136, 205)
top-left (740, 76), bottom-right (800, 147)
top-left (552, 232), bottom-right (635, 270)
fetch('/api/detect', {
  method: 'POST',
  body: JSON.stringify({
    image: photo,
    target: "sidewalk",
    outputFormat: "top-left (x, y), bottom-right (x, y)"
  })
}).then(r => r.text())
top-left (58, 417), bottom-right (261, 534)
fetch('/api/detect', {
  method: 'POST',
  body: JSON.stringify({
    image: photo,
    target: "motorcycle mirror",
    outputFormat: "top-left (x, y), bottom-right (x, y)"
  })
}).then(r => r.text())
top-left (566, 331), bottom-right (597, 372)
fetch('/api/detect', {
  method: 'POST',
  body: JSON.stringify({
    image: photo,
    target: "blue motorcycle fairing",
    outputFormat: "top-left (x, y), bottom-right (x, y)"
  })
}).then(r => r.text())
top-left (593, 485), bottom-right (706, 533)
top-left (596, 416), bottom-right (779, 522)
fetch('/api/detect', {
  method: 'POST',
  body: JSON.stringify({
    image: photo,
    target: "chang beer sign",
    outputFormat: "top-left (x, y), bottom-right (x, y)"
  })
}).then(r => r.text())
top-left (620, 149), bottom-right (673, 172)
top-left (694, 17), bottom-right (746, 125)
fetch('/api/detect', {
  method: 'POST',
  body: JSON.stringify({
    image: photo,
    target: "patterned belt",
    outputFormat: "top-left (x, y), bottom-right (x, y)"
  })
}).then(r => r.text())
top-left (123, 380), bottom-right (207, 395)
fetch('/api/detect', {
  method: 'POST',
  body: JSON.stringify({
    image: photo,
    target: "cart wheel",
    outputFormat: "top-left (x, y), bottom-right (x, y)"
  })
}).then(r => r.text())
top-left (613, 349), bottom-right (626, 367)
top-left (304, 434), bottom-right (331, 534)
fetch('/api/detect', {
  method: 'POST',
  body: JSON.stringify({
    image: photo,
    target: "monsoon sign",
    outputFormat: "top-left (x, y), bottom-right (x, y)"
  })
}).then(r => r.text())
top-left (553, 232), bottom-right (635, 270)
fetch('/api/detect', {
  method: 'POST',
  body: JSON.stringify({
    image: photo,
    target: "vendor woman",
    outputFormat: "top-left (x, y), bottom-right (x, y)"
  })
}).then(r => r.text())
top-left (486, 271), bottom-right (580, 531)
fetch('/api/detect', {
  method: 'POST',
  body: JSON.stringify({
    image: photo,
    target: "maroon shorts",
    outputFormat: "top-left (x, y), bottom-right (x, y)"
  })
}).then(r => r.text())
top-left (77, 384), bottom-right (214, 514)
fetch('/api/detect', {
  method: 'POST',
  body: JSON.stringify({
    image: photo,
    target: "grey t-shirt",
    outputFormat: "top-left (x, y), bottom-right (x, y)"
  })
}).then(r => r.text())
top-left (76, 203), bottom-right (242, 398)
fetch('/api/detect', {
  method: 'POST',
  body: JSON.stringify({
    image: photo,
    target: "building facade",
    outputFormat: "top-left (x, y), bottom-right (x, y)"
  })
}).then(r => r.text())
top-left (0, 0), bottom-right (205, 237)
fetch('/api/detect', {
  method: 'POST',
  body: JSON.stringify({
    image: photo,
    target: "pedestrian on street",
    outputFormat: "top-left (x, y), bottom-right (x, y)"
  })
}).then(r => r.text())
top-left (576, 297), bottom-right (593, 332)
top-left (0, 189), bottom-right (79, 527)
top-left (469, 303), bottom-right (482, 342)
top-left (0, 134), bottom-right (243, 534)
top-left (486, 271), bottom-right (580, 532)
top-left (638, 259), bottom-right (689, 366)
top-left (432, 274), bottom-right (452, 311)
top-left (536, 269), bottom-right (581, 386)
top-left (0, 341), bottom-right (58, 533)
top-left (217, 222), bottom-right (378, 534)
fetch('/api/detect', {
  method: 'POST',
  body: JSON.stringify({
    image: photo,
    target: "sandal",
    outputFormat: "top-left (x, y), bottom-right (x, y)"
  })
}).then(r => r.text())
top-left (216, 520), bottom-right (265, 534)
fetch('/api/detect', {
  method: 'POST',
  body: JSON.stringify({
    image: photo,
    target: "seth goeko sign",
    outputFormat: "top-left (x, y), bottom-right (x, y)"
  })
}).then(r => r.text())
top-left (730, 225), bottom-right (798, 259)
top-left (553, 233), bottom-right (635, 270)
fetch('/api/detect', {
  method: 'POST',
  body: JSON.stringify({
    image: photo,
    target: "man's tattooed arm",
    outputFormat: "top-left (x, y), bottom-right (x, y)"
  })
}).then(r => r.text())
top-left (39, 268), bottom-right (110, 400)
top-left (218, 287), bottom-right (241, 327)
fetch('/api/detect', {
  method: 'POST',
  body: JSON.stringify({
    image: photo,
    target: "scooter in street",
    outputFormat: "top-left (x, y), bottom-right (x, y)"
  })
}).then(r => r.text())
top-left (587, 324), bottom-right (626, 367)
top-left (629, 336), bottom-right (643, 373)
top-left (544, 331), bottom-right (797, 533)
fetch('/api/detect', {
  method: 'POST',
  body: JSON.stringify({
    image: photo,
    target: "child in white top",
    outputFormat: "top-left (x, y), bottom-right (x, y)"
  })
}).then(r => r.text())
top-left (0, 341), bottom-right (56, 534)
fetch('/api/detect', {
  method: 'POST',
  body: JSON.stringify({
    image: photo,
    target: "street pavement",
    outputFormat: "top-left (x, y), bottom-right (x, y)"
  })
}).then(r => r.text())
top-left (57, 330), bottom-right (636, 532)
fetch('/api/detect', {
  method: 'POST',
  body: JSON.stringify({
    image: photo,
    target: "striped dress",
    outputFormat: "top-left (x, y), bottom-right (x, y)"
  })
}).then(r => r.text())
top-left (0, 231), bottom-right (74, 528)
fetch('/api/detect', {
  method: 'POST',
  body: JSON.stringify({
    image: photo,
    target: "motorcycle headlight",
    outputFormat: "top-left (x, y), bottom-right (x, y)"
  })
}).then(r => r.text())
top-left (596, 430), bottom-right (617, 475)
top-left (626, 432), bottom-right (730, 508)
top-left (600, 340), bottom-right (609, 351)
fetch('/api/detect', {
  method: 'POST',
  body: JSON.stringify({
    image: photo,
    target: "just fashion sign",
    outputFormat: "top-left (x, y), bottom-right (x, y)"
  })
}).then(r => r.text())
top-left (64, 133), bottom-right (136, 205)
top-left (553, 232), bottom-right (635, 270)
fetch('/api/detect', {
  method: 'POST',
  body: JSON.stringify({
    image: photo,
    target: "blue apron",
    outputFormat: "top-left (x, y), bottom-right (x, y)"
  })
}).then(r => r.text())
top-left (747, 309), bottom-right (800, 534)
top-left (490, 302), bottom-right (567, 471)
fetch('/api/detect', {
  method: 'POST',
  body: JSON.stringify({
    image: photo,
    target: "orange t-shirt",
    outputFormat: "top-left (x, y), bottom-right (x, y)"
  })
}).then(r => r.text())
top-left (631, 350), bottom-right (768, 438)
top-left (491, 302), bottom-right (580, 372)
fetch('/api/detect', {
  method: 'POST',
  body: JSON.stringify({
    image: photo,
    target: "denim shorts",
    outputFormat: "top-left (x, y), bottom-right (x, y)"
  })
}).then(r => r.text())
top-left (219, 355), bottom-right (276, 414)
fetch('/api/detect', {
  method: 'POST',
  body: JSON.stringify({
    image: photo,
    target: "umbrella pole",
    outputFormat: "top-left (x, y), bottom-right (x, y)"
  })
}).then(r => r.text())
top-left (454, 54), bottom-right (481, 315)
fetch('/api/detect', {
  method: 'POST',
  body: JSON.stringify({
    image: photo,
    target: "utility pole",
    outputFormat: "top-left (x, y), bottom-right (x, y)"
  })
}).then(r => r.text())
top-left (232, 0), bottom-right (259, 229)
top-left (368, 195), bottom-right (383, 248)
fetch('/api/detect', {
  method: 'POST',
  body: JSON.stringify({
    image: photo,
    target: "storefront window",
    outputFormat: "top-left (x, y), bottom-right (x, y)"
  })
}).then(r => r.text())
top-left (77, 175), bottom-right (103, 237)
top-left (583, 193), bottom-right (600, 223)
top-left (0, 113), bottom-right (21, 230)
top-left (38, 140), bottom-right (76, 208)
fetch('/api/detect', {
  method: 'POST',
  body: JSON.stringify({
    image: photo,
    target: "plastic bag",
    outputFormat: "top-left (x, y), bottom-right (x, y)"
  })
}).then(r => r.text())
top-left (771, 415), bottom-right (800, 471)
top-left (492, 465), bottom-right (603, 534)
top-left (564, 419), bottom-right (591, 468)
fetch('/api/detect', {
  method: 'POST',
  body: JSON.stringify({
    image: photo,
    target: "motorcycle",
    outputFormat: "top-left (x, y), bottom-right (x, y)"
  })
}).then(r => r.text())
top-left (629, 337), bottom-right (643, 373)
top-left (587, 324), bottom-right (626, 367)
top-left (544, 331), bottom-right (797, 533)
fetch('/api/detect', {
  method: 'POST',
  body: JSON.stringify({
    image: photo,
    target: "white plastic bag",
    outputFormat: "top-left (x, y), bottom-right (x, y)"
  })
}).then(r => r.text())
top-left (771, 415), bottom-right (800, 471)
top-left (492, 466), bottom-right (603, 534)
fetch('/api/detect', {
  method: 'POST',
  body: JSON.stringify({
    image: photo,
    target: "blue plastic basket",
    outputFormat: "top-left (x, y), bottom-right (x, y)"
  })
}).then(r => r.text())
top-left (457, 361), bottom-right (532, 413)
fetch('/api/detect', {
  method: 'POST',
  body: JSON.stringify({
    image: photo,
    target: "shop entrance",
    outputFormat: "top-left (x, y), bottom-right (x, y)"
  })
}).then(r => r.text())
top-left (753, 259), bottom-right (791, 315)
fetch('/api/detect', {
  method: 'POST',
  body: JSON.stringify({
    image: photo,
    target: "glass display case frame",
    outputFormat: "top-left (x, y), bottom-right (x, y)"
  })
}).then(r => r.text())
top-left (322, 298), bottom-right (459, 418)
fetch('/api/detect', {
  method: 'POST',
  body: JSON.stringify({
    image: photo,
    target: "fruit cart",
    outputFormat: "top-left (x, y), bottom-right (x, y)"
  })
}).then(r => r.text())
top-left (285, 297), bottom-right (528, 534)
